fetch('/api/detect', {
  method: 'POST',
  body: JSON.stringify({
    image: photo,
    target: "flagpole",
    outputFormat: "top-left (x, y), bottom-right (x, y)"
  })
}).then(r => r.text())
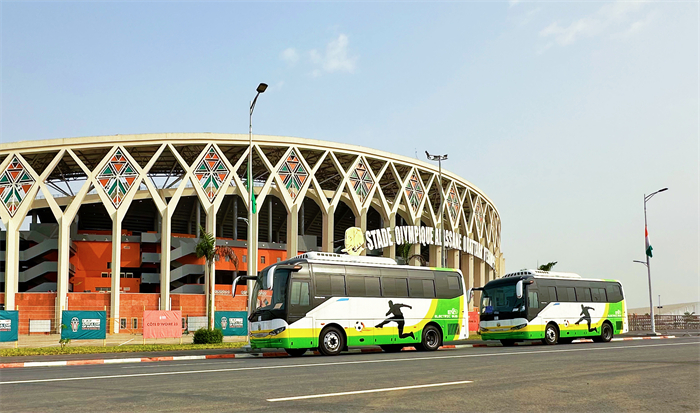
top-left (644, 193), bottom-right (655, 334)
top-left (643, 187), bottom-right (668, 335)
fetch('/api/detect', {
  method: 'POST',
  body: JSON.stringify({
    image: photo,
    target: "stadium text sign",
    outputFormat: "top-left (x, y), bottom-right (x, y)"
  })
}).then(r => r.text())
top-left (364, 226), bottom-right (495, 269)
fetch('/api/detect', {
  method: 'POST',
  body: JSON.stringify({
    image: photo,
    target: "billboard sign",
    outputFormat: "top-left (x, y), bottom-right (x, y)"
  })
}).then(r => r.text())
top-left (61, 311), bottom-right (106, 340)
top-left (143, 310), bottom-right (182, 339)
top-left (0, 310), bottom-right (19, 342)
top-left (214, 311), bottom-right (248, 336)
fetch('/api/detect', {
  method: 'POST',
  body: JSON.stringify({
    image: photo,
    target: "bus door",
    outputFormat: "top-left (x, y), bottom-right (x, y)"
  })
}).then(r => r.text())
top-left (288, 278), bottom-right (313, 325)
top-left (526, 283), bottom-right (540, 321)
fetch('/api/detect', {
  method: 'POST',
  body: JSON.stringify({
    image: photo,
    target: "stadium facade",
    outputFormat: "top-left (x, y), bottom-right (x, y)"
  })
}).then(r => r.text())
top-left (0, 133), bottom-right (503, 333)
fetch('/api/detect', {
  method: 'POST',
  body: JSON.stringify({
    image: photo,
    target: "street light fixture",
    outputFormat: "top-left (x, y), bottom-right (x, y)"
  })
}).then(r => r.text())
top-left (247, 83), bottom-right (267, 316)
top-left (642, 187), bottom-right (668, 335)
top-left (425, 151), bottom-right (448, 268)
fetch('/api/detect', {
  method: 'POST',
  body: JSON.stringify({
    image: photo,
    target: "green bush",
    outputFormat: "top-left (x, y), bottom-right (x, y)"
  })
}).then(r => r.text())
top-left (193, 328), bottom-right (224, 344)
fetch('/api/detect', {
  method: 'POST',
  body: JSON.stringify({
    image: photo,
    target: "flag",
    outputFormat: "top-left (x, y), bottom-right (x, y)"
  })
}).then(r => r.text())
top-left (645, 226), bottom-right (653, 257)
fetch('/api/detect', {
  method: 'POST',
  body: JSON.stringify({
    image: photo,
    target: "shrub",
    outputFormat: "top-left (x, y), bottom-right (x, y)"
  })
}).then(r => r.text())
top-left (193, 328), bottom-right (224, 344)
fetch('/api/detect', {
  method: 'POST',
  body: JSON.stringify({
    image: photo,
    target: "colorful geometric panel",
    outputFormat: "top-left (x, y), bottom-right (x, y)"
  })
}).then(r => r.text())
top-left (349, 158), bottom-right (374, 203)
top-left (96, 148), bottom-right (138, 208)
top-left (194, 146), bottom-right (229, 203)
top-left (447, 185), bottom-right (460, 221)
top-left (404, 170), bottom-right (424, 212)
top-left (473, 202), bottom-right (485, 225)
top-left (278, 149), bottom-right (308, 200)
top-left (0, 156), bottom-right (35, 217)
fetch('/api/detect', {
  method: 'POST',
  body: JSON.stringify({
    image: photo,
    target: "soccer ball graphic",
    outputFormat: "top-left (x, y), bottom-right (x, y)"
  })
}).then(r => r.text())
top-left (354, 321), bottom-right (365, 332)
top-left (564, 320), bottom-right (570, 327)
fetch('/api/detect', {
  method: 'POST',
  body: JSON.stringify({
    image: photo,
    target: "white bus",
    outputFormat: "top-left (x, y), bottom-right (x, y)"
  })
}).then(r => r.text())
top-left (238, 252), bottom-right (470, 356)
top-left (473, 269), bottom-right (628, 345)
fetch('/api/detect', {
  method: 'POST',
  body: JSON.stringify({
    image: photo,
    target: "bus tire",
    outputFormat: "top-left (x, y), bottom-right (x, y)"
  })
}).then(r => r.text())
top-left (542, 323), bottom-right (559, 345)
top-left (419, 325), bottom-right (442, 351)
top-left (319, 326), bottom-right (344, 356)
top-left (380, 345), bottom-right (403, 353)
top-left (500, 339), bottom-right (516, 347)
top-left (285, 348), bottom-right (307, 357)
top-left (593, 322), bottom-right (614, 343)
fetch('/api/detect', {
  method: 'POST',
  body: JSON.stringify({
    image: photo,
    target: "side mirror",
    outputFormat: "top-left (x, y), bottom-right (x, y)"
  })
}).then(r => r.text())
top-left (232, 275), bottom-right (258, 298)
top-left (516, 280), bottom-right (523, 299)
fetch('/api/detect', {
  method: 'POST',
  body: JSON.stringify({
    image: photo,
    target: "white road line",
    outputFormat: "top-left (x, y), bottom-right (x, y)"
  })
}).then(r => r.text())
top-left (267, 380), bottom-right (474, 402)
top-left (1, 341), bottom-right (697, 385)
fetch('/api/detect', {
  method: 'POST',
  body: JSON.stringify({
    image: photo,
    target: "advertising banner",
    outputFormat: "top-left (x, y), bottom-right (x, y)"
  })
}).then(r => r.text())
top-left (143, 310), bottom-right (182, 339)
top-left (61, 311), bottom-right (106, 340)
top-left (0, 310), bottom-right (19, 342)
top-left (214, 311), bottom-right (248, 336)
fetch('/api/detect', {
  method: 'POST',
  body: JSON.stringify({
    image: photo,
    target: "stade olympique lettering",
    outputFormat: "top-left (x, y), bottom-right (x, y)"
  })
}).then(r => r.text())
top-left (364, 225), bottom-right (496, 269)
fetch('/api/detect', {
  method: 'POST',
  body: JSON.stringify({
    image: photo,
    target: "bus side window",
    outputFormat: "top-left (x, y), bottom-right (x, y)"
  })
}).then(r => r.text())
top-left (566, 287), bottom-right (576, 302)
top-left (422, 279), bottom-right (435, 298)
top-left (528, 291), bottom-right (539, 308)
top-left (290, 281), bottom-right (302, 305)
top-left (315, 275), bottom-right (331, 296)
top-left (606, 284), bottom-right (622, 302)
top-left (576, 288), bottom-right (592, 302)
top-left (381, 277), bottom-right (395, 297)
top-left (331, 275), bottom-right (346, 296)
top-left (290, 281), bottom-right (310, 306)
top-left (599, 288), bottom-right (608, 302)
top-left (409, 278), bottom-right (424, 298)
top-left (346, 276), bottom-right (366, 297)
top-left (396, 278), bottom-right (409, 298)
top-left (591, 288), bottom-right (601, 302)
top-left (365, 277), bottom-right (381, 297)
top-left (548, 287), bottom-right (557, 302)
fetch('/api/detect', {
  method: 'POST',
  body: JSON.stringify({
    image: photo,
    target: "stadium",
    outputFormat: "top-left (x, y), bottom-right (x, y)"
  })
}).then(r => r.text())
top-left (0, 133), bottom-right (503, 334)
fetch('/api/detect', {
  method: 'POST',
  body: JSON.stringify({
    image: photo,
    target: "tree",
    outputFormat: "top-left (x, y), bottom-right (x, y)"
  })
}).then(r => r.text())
top-left (538, 261), bottom-right (558, 271)
top-left (196, 225), bottom-right (239, 328)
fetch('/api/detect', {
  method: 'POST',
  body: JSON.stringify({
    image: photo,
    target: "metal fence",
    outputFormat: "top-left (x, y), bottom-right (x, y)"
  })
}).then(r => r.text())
top-left (627, 314), bottom-right (700, 331)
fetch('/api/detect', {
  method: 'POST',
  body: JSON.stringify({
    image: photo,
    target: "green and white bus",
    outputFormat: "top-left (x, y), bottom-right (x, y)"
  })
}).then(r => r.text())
top-left (240, 252), bottom-right (469, 356)
top-left (473, 270), bottom-right (628, 345)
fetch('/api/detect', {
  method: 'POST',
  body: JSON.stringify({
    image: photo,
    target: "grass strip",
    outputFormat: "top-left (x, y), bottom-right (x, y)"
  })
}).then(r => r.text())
top-left (1, 342), bottom-right (246, 358)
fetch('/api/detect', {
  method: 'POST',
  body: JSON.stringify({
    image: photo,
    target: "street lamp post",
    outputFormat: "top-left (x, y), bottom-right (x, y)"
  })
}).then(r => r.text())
top-left (247, 83), bottom-right (267, 317)
top-left (425, 151), bottom-right (448, 268)
top-left (640, 187), bottom-right (668, 334)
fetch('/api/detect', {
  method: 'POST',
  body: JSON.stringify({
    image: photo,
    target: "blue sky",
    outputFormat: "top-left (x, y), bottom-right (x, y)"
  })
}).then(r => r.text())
top-left (1, 1), bottom-right (697, 308)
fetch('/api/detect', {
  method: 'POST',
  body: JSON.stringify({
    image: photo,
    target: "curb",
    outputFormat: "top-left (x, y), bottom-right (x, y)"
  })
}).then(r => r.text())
top-left (0, 338), bottom-right (674, 370)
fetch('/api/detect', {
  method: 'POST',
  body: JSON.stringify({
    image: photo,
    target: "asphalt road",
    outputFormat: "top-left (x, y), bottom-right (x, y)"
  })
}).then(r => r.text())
top-left (1, 338), bottom-right (698, 412)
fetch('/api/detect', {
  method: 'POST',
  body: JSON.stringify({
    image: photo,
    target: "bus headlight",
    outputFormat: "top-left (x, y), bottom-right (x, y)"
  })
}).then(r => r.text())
top-left (510, 323), bottom-right (527, 330)
top-left (270, 327), bottom-right (286, 336)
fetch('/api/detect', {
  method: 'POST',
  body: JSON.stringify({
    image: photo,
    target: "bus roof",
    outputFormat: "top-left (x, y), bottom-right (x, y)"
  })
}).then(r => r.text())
top-left (496, 269), bottom-right (619, 284)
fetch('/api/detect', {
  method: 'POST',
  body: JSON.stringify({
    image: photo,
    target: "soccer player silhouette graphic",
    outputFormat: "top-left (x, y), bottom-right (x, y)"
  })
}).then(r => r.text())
top-left (375, 300), bottom-right (415, 339)
top-left (574, 304), bottom-right (598, 333)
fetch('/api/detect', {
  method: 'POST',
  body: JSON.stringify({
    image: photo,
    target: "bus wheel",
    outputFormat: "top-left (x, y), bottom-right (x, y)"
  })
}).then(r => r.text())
top-left (319, 326), bottom-right (344, 356)
top-left (542, 323), bottom-right (559, 345)
top-left (500, 339), bottom-right (516, 346)
top-left (380, 345), bottom-right (403, 353)
top-left (594, 322), bottom-right (614, 343)
top-left (419, 325), bottom-right (441, 351)
top-left (285, 348), bottom-right (307, 357)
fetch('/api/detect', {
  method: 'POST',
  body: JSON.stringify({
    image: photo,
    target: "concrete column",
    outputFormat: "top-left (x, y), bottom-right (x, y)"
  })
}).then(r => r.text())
top-left (160, 212), bottom-right (171, 310)
top-left (205, 208), bottom-right (216, 329)
top-left (287, 204), bottom-right (299, 257)
top-left (355, 211), bottom-right (367, 256)
top-left (322, 205), bottom-right (335, 253)
top-left (110, 217), bottom-right (122, 334)
top-left (411, 218), bottom-right (421, 265)
top-left (4, 220), bottom-right (20, 311)
top-left (429, 245), bottom-right (439, 267)
top-left (55, 218), bottom-right (71, 331)
top-left (300, 202), bottom-right (305, 236)
top-left (487, 266), bottom-right (494, 282)
top-left (382, 212), bottom-right (396, 260)
top-left (462, 254), bottom-right (475, 311)
top-left (447, 248), bottom-right (459, 269)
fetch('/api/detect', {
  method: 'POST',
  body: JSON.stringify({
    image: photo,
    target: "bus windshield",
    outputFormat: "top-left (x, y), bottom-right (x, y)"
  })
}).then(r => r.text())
top-left (250, 268), bottom-right (290, 317)
top-left (480, 283), bottom-right (523, 315)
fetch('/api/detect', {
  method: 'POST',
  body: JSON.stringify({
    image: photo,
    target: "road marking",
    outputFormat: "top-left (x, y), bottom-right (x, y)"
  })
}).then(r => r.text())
top-left (267, 380), bottom-right (473, 402)
top-left (1, 341), bottom-right (697, 385)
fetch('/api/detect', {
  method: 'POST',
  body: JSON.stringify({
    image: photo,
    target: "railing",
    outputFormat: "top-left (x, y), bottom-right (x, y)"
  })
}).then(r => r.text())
top-left (627, 314), bottom-right (700, 331)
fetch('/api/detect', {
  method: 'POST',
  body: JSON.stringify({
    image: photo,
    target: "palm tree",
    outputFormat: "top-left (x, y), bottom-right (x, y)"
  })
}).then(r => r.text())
top-left (196, 225), bottom-right (239, 328)
top-left (538, 261), bottom-right (558, 271)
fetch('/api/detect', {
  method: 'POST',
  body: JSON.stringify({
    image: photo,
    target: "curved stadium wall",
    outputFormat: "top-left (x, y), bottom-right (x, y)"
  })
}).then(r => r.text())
top-left (0, 133), bottom-right (503, 333)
